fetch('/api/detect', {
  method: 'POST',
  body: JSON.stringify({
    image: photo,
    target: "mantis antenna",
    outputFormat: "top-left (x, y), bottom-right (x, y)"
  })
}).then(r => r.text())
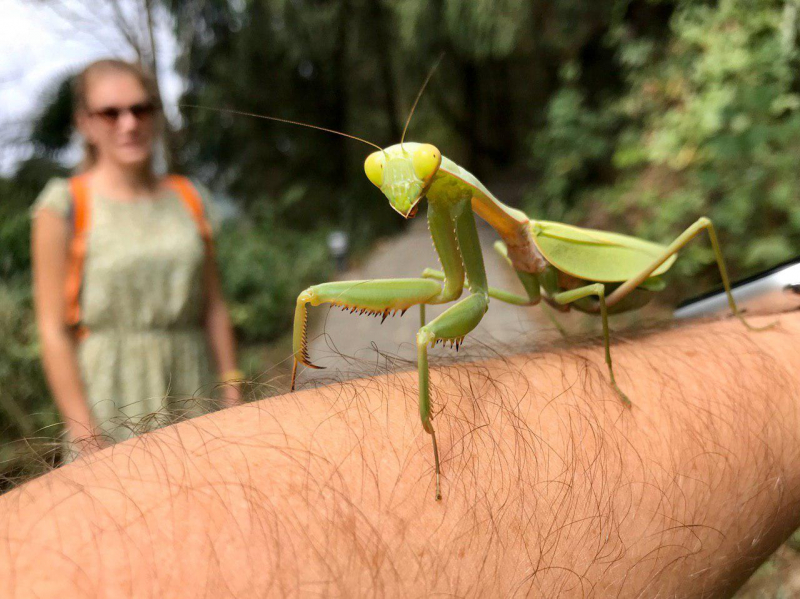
top-left (400, 52), bottom-right (445, 147)
top-left (180, 104), bottom-right (383, 152)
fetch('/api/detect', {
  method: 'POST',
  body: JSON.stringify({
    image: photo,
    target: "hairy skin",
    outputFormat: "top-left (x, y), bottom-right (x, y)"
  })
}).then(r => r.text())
top-left (1, 312), bottom-right (799, 598)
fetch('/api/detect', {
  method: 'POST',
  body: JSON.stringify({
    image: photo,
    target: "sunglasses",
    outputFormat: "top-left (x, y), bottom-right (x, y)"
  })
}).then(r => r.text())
top-left (89, 102), bottom-right (159, 123)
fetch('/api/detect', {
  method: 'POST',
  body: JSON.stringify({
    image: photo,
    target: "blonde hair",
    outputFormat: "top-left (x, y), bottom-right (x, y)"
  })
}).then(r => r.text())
top-left (72, 59), bottom-right (162, 171)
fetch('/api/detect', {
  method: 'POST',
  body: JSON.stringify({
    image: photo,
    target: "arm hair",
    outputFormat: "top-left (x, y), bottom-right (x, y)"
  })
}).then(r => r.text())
top-left (1, 312), bottom-right (799, 598)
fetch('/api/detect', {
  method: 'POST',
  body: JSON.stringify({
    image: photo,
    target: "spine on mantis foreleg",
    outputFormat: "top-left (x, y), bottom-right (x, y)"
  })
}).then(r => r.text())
top-left (291, 290), bottom-right (322, 390)
top-left (293, 296), bottom-right (312, 366)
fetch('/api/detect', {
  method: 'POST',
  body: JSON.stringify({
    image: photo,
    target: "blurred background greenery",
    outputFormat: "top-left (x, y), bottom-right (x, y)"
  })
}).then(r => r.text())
top-left (2, 0), bottom-right (800, 498)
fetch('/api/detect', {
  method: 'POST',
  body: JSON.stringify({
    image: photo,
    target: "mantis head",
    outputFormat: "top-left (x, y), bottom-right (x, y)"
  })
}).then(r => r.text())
top-left (364, 143), bottom-right (442, 219)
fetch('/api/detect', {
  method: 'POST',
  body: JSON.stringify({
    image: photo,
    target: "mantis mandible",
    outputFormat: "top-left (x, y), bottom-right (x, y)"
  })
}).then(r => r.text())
top-left (187, 67), bottom-right (766, 502)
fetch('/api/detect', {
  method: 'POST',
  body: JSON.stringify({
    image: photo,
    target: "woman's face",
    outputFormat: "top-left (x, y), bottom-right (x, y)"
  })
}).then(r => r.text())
top-left (78, 71), bottom-right (158, 169)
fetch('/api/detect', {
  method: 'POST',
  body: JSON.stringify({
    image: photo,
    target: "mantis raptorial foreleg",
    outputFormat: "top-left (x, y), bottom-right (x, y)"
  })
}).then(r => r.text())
top-left (292, 202), bottom-right (469, 384)
top-left (422, 267), bottom-right (541, 306)
top-left (291, 278), bottom-right (442, 385)
top-left (417, 292), bottom-right (489, 500)
top-left (415, 199), bottom-right (491, 500)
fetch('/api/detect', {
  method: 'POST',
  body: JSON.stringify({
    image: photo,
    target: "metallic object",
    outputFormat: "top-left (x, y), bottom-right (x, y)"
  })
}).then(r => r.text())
top-left (675, 258), bottom-right (800, 319)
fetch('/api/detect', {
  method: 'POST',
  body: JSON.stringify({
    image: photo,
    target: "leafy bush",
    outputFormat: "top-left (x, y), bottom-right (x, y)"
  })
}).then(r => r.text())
top-left (0, 282), bottom-right (60, 482)
top-left (527, 65), bottom-right (621, 223)
top-left (528, 0), bottom-right (800, 294)
top-left (215, 208), bottom-right (333, 343)
top-left (0, 157), bottom-right (66, 282)
top-left (0, 207), bottom-right (32, 282)
top-left (0, 161), bottom-right (67, 482)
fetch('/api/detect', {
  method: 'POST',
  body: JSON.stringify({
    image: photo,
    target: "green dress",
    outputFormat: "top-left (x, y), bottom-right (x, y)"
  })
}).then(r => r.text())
top-left (33, 178), bottom-right (219, 446)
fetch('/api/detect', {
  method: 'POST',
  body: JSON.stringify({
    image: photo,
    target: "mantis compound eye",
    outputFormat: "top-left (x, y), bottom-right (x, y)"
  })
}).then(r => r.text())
top-left (412, 144), bottom-right (442, 181)
top-left (364, 151), bottom-right (386, 187)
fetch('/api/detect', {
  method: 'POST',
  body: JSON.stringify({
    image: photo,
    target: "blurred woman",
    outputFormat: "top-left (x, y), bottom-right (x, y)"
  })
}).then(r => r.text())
top-left (31, 59), bottom-right (242, 458)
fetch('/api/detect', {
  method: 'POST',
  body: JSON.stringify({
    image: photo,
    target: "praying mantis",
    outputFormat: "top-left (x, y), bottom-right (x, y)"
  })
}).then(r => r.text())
top-left (289, 144), bottom-right (767, 502)
top-left (189, 69), bottom-right (765, 502)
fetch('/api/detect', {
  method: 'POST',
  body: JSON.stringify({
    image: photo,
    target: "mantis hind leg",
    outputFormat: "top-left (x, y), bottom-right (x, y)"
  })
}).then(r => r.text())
top-left (417, 292), bottom-right (490, 501)
top-left (553, 217), bottom-right (775, 406)
top-left (606, 217), bottom-right (772, 331)
top-left (553, 283), bottom-right (631, 406)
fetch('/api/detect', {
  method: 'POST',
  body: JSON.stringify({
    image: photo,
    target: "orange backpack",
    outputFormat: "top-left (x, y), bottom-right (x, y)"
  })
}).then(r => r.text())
top-left (65, 175), bottom-right (213, 336)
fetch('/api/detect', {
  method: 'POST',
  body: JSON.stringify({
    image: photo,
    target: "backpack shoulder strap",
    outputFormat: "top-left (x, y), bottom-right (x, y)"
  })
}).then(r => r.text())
top-left (164, 175), bottom-right (213, 251)
top-left (65, 175), bottom-right (90, 328)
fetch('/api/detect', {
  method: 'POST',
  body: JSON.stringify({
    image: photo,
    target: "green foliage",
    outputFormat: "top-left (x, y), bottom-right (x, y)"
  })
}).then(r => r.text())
top-left (529, 0), bottom-right (800, 292)
top-left (175, 0), bottom-right (390, 234)
top-left (528, 65), bottom-right (621, 222)
top-left (173, 0), bottom-right (555, 235)
top-left (393, 0), bottom-right (530, 60)
top-left (215, 205), bottom-right (332, 343)
top-left (0, 160), bottom-right (71, 478)
top-left (0, 204), bottom-right (32, 282)
top-left (0, 281), bottom-right (60, 480)
top-left (0, 158), bottom-right (66, 281)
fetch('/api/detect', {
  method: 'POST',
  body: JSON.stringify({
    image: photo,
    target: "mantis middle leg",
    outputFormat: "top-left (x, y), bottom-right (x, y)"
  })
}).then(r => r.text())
top-left (422, 267), bottom-right (540, 306)
top-left (491, 241), bottom-right (569, 336)
top-left (552, 283), bottom-right (630, 406)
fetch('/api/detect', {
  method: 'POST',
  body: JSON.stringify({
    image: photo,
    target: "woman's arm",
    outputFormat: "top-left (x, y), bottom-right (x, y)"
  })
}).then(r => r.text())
top-left (202, 250), bottom-right (242, 406)
top-left (31, 208), bottom-right (103, 451)
top-left (1, 311), bottom-right (799, 597)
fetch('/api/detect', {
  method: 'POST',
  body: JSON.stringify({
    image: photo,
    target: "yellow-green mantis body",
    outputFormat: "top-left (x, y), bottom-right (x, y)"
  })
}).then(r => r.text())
top-left (291, 141), bottom-right (763, 501)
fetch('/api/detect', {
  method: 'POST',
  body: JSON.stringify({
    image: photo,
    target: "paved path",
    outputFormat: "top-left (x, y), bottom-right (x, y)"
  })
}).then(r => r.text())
top-left (301, 215), bottom-right (557, 385)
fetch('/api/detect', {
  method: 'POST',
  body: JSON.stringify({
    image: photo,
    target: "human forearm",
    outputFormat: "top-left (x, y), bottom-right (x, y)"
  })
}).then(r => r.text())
top-left (205, 299), bottom-right (238, 374)
top-left (2, 312), bottom-right (799, 597)
top-left (203, 255), bottom-right (241, 405)
top-left (204, 299), bottom-right (241, 406)
top-left (39, 328), bottom-right (96, 439)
